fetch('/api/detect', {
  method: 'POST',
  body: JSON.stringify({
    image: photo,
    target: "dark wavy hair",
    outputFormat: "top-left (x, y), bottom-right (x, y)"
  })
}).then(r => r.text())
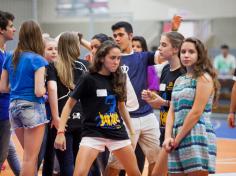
top-left (111, 21), bottom-right (133, 34)
top-left (132, 36), bottom-right (148, 52)
top-left (89, 40), bottom-right (127, 101)
top-left (92, 33), bottom-right (113, 43)
top-left (0, 11), bottom-right (14, 30)
top-left (179, 37), bottom-right (220, 102)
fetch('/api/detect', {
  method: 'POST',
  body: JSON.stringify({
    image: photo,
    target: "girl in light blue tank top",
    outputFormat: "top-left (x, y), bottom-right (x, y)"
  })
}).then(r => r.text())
top-left (163, 38), bottom-right (219, 175)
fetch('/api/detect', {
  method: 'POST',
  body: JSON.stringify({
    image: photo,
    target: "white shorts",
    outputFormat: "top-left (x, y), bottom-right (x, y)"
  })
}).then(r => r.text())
top-left (108, 113), bottom-right (161, 169)
top-left (80, 137), bottom-right (131, 152)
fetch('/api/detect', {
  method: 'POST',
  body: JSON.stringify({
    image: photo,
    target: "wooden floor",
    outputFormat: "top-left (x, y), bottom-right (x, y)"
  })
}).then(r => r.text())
top-left (1, 136), bottom-right (236, 176)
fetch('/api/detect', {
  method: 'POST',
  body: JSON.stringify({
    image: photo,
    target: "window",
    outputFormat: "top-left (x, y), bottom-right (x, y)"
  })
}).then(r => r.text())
top-left (56, 0), bottom-right (109, 16)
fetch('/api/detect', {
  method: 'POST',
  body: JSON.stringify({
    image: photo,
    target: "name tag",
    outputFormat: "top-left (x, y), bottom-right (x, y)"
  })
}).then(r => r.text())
top-left (96, 89), bottom-right (107, 97)
top-left (160, 83), bottom-right (166, 91)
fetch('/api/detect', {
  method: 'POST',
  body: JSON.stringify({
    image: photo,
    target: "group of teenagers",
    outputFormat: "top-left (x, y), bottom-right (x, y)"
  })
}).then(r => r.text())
top-left (0, 10), bottom-right (219, 176)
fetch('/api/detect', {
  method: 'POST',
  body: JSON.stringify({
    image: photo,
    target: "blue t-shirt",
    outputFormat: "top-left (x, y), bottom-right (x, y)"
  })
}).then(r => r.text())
top-left (121, 51), bottom-right (155, 118)
top-left (0, 50), bottom-right (10, 121)
top-left (3, 51), bottom-right (48, 103)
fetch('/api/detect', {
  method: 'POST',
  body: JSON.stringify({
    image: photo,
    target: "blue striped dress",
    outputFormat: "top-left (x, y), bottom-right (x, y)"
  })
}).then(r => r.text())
top-left (168, 75), bottom-right (216, 174)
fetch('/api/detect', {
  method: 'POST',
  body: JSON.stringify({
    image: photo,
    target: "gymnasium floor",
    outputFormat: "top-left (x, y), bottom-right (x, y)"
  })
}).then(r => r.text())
top-left (1, 117), bottom-right (236, 176)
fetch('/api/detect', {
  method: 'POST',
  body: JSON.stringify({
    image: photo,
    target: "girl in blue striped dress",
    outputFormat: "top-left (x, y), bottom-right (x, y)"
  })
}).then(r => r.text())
top-left (163, 37), bottom-right (219, 175)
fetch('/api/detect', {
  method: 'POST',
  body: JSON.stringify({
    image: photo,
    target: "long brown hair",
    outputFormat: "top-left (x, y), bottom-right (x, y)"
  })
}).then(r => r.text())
top-left (180, 37), bottom-right (220, 102)
top-left (89, 40), bottom-right (127, 101)
top-left (55, 32), bottom-right (80, 89)
top-left (13, 20), bottom-right (44, 69)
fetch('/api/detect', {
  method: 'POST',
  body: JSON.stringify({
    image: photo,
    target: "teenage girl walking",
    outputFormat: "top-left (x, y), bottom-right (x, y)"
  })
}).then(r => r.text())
top-left (54, 40), bottom-right (141, 176)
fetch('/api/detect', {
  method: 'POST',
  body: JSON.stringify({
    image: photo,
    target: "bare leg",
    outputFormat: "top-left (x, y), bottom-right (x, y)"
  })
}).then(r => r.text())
top-left (169, 171), bottom-right (208, 176)
top-left (104, 165), bottom-right (120, 176)
top-left (148, 163), bottom-right (155, 176)
top-left (187, 171), bottom-right (208, 176)
top-left (151, 148), bottom-right (168, 176)
top-left (112, 145), bottom-right (141, 176)
top-left (73, 146), bottom-right (100, 176)
top-left (20, 125), bottom-right (45, 176)
top-left (15, 128), bottom-right (24, 149)
top-left (169, 173), bottom-right (187, 176)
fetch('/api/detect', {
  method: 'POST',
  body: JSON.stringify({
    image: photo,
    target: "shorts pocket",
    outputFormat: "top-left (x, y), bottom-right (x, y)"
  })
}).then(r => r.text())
top-left (20, 102), bottom-right (35, 110)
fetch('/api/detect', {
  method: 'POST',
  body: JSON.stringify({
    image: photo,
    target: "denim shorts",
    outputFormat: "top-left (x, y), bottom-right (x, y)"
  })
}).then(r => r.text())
top-left (9, 99), bottom-right (49, 130)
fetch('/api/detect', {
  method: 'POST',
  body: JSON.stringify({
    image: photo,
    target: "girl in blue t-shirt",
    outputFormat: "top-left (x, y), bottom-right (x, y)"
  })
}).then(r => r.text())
top-left (0, 20), bottom-right (48, 176)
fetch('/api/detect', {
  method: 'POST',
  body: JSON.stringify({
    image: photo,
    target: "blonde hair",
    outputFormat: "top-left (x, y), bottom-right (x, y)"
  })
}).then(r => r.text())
top-left (55, 32), bottom-right (80, 89)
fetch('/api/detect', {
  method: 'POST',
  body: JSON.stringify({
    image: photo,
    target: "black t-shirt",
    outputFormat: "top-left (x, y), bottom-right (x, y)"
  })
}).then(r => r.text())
top-left (159, 64), bottom-right (185, 128)
top-left (46, 59), bottom-right (89, 132)
top-left (70, 72), bottom-right (129, 140)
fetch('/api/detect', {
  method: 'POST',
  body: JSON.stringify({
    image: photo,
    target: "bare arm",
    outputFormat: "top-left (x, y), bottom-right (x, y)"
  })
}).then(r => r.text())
top-left (47, 80), bottom-right (60, 129)
top-left (35, 67), bottom-right (46, 97)
top-left (154, 51), bottom-right (160, 64)
top-left (142, 89), bottom-right (169, 109)
top-left (165, 104), bottom-right (175, 139)
top-left (0, 69), bottom-right (10, 93)
top-left (230, 68), bottom-right (235, 75)
top-left (80, 38), bottom-right (91, 51)
top-left (118, 101), bottom-right (135, 134)
top-left (163, 104), bottom-right (175, 152)
top-left (174, 75), bottom-right (214, 147)
top-left (58, 97), bottom-right (77, 132)
top-left (54, 97), bottom-right (77, 151)
top-left (228, 82), bottom-right (236, 128)
top-left (76, 32), bottom-right (91, 51)
top-left (171, 15), bottom-right (182, 31)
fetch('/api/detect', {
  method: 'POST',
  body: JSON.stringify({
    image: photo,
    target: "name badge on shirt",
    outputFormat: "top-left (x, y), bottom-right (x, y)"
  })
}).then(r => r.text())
top-left (160, 83), bottom-right (166, 91)
top-left (96, 89), bottom-right (107, 97)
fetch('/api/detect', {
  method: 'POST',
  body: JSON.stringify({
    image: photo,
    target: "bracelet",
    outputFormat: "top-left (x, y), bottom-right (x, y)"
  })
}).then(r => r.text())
top-left (57, 131), bottom-right (65, 135)
top-left (149, 91), bottom-right (157, 100)
top-left (130, 132), bottom-right (135, 136)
